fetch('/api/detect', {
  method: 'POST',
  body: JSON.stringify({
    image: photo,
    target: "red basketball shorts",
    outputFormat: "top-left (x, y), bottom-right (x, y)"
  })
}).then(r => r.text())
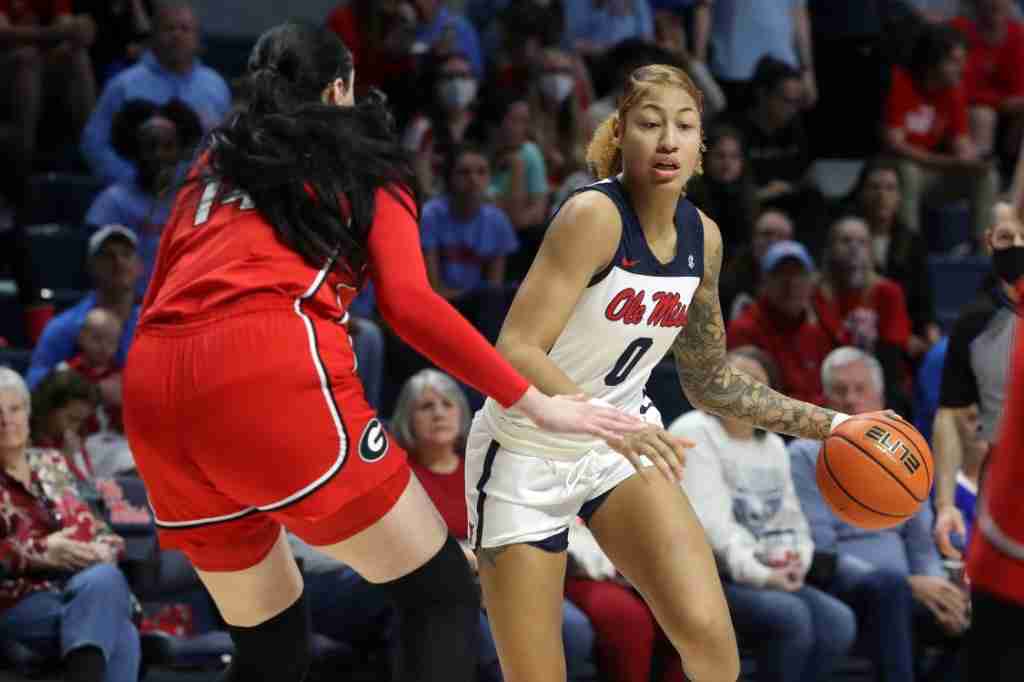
top-left (123, 307), bottom-right (410, 572)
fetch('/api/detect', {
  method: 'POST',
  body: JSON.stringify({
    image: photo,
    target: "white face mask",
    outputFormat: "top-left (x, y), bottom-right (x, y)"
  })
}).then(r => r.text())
top-left (538, 73), bottom-right (575, 104)
top-left (436, 77), bottom-right (478, 110)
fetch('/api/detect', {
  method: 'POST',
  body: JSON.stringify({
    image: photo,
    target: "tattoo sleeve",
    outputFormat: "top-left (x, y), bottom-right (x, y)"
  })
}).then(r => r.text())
top-left (671, 231), bottom-right (836, 441)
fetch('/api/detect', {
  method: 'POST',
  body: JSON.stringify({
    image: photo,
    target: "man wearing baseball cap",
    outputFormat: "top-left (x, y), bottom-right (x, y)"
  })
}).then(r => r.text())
top-left (726, 240), bottom-right (835, 406)
top-left (26, 225), bottom-right (142, 389)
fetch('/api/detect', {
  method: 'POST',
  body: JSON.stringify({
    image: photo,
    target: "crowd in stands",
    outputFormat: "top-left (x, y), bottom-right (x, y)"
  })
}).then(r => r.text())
top-left (1, 0), bottom-right (1023, 679)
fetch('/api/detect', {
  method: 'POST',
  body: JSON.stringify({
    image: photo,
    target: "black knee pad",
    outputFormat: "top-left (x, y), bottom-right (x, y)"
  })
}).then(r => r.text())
top-left (381, 534), bottom-right (480, 610)
top-left (220, 591), bottom-right (312, 682)
top-left (380, 535), bottom-right (481, 682)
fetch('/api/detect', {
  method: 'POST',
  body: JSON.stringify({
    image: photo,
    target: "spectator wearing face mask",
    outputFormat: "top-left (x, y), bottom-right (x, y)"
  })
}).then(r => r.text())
top-left (812, 215), bottom-right (913, 412)
top-left (403, 52), bottom-right (481, 196)
top-left (527, 47), bottom-right (591, 187)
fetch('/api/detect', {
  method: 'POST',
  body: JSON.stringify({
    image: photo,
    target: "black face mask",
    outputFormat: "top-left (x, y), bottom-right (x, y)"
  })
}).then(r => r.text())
top-left (992, 245), bottom-right (1024, 286)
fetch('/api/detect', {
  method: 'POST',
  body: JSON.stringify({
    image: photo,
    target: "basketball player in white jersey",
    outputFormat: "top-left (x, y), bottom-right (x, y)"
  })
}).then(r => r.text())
top-left (465, 64), bottom-right (877, 682)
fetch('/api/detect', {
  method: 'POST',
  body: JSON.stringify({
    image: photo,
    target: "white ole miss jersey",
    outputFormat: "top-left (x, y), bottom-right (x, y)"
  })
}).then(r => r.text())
top-left (481, 176), bottom-right (704, 460)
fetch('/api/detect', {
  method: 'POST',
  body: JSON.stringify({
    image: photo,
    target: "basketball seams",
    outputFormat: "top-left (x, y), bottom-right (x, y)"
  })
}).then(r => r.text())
top-left (821, 440), bottom-right (911, 520)
top-left (831, 433), bottom-right (926, 504)
top-left (873, 415), bottom-right (933, 485)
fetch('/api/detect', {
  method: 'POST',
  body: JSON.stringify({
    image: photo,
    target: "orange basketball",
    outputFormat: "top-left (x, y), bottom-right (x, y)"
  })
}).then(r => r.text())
top-left (817, 414), bottom-right (934, 530)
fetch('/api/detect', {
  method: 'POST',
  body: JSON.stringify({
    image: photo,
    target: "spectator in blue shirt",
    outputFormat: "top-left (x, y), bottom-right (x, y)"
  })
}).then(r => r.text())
top-left (81, 0), bottom-right (230, 184)
top-left (561, 0), bottom-right (655, 58)
top-left (85, 97), bottom-right (202, 297)
top-left (423, 143), bottom-right (519, 298)
top-left (26, 226), bottom-right (142, 389)
top-left (789, 347), bottom-right (968, 682)
top-left (422, 143), bottom-right (518, 343)
top-left (414, 0), bottom-right (485, 78)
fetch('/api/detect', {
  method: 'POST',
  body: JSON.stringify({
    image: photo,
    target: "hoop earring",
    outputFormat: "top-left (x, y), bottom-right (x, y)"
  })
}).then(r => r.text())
top-left (695, 140), bottom-right (707, 176)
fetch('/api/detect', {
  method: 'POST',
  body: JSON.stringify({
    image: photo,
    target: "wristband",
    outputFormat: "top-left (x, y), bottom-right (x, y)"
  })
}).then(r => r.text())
top-left (830, 413), bottom-right (851, 433)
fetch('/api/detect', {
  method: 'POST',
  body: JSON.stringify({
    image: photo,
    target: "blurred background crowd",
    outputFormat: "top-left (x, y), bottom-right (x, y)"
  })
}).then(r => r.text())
top-left (0, 0), bottom-right (1021, 680)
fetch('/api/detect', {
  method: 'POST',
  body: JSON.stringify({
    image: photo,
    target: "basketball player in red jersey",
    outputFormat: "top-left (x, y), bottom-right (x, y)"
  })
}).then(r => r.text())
top-left (965, 243), bottom-right (1024, 679)
top-left (121, 22), bottom-right (643, 682)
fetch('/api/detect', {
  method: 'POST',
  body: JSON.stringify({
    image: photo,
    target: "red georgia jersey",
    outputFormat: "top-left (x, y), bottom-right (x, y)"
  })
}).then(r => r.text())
top-left (140, 178), bottom-right (360, 330)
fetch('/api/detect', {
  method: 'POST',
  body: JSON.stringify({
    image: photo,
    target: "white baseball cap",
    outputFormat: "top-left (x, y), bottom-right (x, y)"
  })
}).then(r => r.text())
top-left (88, 224), bottom-right (138, 258)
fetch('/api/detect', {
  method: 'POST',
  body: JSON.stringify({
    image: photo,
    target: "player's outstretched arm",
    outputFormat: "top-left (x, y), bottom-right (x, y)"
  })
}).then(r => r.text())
top-left (670, 214), bottom-right (837, 441)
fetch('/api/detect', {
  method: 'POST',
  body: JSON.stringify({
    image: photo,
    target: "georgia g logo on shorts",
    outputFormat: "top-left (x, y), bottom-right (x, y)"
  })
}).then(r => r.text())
top-left (358, 418), bottom-right (390, 462)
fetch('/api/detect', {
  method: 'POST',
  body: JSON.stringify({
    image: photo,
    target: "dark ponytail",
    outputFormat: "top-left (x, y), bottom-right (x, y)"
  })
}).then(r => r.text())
top-left (202, 22), bottom-right (416, 273)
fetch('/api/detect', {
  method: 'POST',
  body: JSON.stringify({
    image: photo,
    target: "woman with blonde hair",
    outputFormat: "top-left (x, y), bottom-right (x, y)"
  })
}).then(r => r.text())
top-left (467, 62), bottom-right (887, 682)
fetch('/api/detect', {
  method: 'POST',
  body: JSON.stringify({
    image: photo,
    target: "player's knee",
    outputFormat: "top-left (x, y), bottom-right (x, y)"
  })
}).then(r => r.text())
top-left (223, 591), bottom-right (312, 682)
top-left (384, 535), bottom-right (480, 611)
top-left (665, 609), bottom-right (740, 682)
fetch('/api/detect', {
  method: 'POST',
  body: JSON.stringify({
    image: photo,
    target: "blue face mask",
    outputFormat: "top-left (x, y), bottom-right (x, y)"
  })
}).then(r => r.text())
top-left (993, 245), bottom-right (1024, 286)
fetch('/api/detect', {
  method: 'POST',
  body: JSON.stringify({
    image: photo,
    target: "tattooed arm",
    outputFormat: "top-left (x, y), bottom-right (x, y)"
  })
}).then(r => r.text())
top-left (672, 213), bottom-right (838, 440)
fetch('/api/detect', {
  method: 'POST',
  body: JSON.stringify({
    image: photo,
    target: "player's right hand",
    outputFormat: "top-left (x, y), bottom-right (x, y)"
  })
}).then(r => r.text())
top-left (764, 568), bottom-right (803, 592)
top-left (516, 388), bottom-right (645, 443)
top-left (934, 505), bottom-right (967, 559)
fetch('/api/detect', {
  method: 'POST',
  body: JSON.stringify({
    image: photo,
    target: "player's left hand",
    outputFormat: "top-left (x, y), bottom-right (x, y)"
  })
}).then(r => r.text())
top-left (607, 425), bottom-right (692, 483)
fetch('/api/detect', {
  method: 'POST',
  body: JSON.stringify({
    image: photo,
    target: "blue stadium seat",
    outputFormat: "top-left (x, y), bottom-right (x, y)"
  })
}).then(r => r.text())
top-left (0, 348), bottom-right (31, 376)
top-left (922, 201), bottom-right (972, 255)
top-left (928, 254), bottom-right (992, 331)
top-left (24, 223), bottom-right (90, 292)
top-left (23, 173), bottom-right (105, 227)
top-left (0, 290), bottom-right (28, 349)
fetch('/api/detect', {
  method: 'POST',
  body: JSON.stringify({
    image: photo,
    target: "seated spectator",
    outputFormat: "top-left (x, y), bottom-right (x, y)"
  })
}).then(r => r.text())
top-left (727, 56), bottom-right (827, 250)
top-left (422, 143), bottom-right (519, 341)
top-left (56, 308), bottom-right (124, 432)
top-left (672, 347), bottom-right (856, 682)
top-left (479, 0), bottom-right (564, 96)
top-left (0, 0), bottom-right (97, 169)
top-left (564, 519), bottom-right (687, 682)
top-left (561, 0), bottom-right (655, 59)
top-left (76, 0), bottom-right (152, 84)
top-left (790, 347), bottom-right (968, 682)
top-left (812, 216), bottom-right (913, 411)
top-left (81, 0), bottom-right (230, 184)
top-left (26, 225), bottom-right (142, 389)
top-left (85, 97), bottom-right (203, 295)
top-left (704, 0), bottom-right (817, 110)
top-left (403, 52), bottom-right (481, 197)
top-left (884, 23), bottom-right (998, 238)
top-left (847, 156), bottom-right (939, 355)
top-left (390, 369), bottom-right (598, 682)
top-left (413, 0), bottom-right (485, 79)
top-left (0, 367), bottom-right (141, 682)
top-left (527, 47), bottom-right (591, 187)
top-left (728, 240), bottom-right (834, 406)
top-left (29, 368), bottom-right (101, 489)
top-left (651, 7), bottom-right (727, 117)
top-left (951, 0), bottom-right (1024, 166)
top-left (686, 121), bottom-right (760, 267)
top-left (719, 208), bottom-right (793, 324)
top-left (326, 0), bottom-right (417, 100)
top-left (482, 90), bottom-right (550, 230)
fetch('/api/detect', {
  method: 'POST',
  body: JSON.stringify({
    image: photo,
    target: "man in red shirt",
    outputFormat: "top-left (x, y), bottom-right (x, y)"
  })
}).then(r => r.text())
top-left (884, 23), bottom-right (999, 241)
top-left (0, 0), bottom-right (97, 169)
top-left (813, 216), bottom-right (913, 409)
top-left (727, 240), bottom-right (834, 406)
top-left (950, 0), bottom-right (1024, 164)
